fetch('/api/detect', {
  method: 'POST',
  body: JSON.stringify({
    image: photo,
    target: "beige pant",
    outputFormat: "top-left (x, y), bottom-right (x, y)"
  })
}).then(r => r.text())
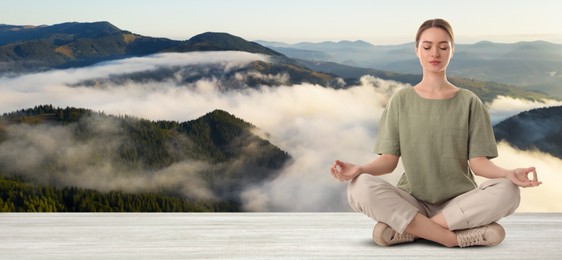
top-left (347, 174), bottom-right (520, 234)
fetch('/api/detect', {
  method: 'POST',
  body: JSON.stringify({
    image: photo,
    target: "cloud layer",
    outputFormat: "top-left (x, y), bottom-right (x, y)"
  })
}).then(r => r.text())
top-left (0, 116), bottom-right (216, 200)
top-left (0, 51), bottom-right (560, 212)
top-left (487, 95), bottom-right (562, 124)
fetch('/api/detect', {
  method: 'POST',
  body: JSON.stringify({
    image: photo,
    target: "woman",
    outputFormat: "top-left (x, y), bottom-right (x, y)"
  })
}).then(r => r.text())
top-left (330, 18), bottom-right (542, 248)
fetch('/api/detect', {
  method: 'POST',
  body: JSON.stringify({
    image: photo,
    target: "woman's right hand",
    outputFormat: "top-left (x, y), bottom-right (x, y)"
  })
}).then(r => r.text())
top-left (330, 160), bottom-right (362, 181)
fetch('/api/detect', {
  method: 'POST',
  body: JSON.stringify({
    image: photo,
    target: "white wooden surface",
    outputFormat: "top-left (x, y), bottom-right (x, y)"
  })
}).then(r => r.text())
top-left (1, 213), bottom-right (561, 259)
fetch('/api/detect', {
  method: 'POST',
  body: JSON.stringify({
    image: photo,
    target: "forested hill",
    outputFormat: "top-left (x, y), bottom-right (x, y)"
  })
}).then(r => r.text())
top-left (494, 105), bottom-right (562, 159)
top-left (0, 176), bottom-right (237, 212)
top-left (0, 22), bottom-right (285, 73)
top-left (0, 105), bottom-right (290, 212)
top-left (0, 21), bottom-right (337, 86)
top-left (168, 32), bottom-right (283, 56)
top-left (0, 22), bottom-right (172, 71)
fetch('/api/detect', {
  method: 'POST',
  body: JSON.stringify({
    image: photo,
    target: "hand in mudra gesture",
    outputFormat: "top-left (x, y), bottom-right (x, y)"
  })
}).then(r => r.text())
top-left (330, 160), bottom-right (361, 182)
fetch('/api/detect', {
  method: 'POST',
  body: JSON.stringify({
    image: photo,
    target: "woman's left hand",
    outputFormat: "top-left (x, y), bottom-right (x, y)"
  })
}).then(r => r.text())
top-left (506, 167), bottom-right (542, 188)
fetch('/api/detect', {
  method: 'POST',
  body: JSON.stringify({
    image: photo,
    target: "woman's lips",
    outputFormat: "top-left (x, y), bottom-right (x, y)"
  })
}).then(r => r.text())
top-left (429, 60), bottom-right (441, 65)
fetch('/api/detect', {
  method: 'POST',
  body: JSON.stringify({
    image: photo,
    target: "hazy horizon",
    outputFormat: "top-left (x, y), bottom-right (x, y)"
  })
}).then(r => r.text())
top-left (3, 21), bottom-right (560, 46)
top-left (2, 0), bottom-right (561, 45)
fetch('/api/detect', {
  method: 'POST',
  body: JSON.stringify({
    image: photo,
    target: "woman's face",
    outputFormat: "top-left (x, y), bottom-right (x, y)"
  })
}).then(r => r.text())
top-left (416, 27), bottom-right (454, 73)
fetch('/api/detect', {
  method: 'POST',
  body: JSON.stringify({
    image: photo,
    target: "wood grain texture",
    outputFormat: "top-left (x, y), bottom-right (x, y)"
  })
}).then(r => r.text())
top-left (1, 213), bottom-right (560, 259)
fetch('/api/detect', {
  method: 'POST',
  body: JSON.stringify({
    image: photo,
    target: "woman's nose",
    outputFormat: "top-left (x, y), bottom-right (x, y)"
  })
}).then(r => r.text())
top-left (432, 48), bottom-right (440, 57)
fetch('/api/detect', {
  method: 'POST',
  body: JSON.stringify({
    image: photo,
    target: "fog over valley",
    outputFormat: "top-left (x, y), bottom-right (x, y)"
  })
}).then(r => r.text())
top-left (1, 52), bottom-right (560, 212)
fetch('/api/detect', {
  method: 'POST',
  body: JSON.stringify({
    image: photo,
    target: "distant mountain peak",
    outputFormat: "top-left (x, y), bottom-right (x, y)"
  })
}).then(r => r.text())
top-left (189, 32), bottom-right (240, 42)
top-left (337, 39), bottom-right (375, 47)
top-left (48, 21), bottom-right (123, 36)
top-left (181, 32), bottom-right (283, 56)
top-left (199, 109), bottom-right (253, 129)
top-left (473, 40), bottom-right (495, 45)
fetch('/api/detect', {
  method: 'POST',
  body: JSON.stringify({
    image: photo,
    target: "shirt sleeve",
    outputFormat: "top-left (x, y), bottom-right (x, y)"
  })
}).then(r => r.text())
top-left (374, 93), bottom-right (401, 156)
top-left (468, 95), bottom-right (498, 159)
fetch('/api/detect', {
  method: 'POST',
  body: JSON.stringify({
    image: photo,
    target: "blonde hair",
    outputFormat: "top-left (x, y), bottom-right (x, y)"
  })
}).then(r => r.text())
top-left (415, 19), bottom-right (454, 47)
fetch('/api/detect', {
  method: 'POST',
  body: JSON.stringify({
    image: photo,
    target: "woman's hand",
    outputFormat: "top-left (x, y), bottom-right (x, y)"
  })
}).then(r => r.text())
top-left (330, 160), bottom-right (361, 182)
top-left (506, 167), bottom-right (542, 188)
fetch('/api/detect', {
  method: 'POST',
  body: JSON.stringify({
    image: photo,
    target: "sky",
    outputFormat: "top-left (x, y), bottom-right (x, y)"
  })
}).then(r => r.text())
top-left (2, 0), bottom-right (561, 45)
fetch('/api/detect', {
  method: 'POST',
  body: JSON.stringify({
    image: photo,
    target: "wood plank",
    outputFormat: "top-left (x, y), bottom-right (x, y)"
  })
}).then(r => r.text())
top-left (1, 213), bottom-right (560, 259)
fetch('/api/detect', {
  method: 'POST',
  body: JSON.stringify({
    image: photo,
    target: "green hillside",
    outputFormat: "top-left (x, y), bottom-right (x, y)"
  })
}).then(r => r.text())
top-left (0, 175), bottom-right (236, 212)
top-left (0, 22), bottom-right (183, 72)
top-left (0, 22), bottom-right (123, 45)
top-left (0, 22), bottom-right (337, 86)
top-left (0, 105), bottom-right (290, 211)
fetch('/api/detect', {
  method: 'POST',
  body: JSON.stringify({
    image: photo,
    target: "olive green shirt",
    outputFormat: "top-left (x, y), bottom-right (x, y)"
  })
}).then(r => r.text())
top-left (375, 87), bottom-right (498, 204)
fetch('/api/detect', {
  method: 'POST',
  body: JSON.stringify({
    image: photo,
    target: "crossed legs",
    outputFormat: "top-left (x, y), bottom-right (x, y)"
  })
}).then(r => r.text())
top-left (406, 213), bottom-right (458, 247)
top-left (347, 174), bottom-right (520, 247)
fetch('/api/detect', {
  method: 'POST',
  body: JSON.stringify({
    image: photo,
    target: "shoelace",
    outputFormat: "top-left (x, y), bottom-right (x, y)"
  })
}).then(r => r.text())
top-left (458, 229), bottom-right (485, 247)
top-left (389, 231), bottom-right (415, 244)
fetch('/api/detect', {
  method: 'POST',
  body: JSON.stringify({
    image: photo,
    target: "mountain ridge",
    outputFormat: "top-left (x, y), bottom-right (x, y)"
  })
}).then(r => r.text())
top-left (296, 59), bottom-right (554, 103)
top-left (0, 105), bottom-right (291, 208)
top-left (0, 21), bottom-right (337, 87)
top-left (260, 39), bottom-right (562, 97)
top-left (0, 21), bottom-right (555, 103)
top-left (0, 21), bottom-right (124, 45)
top-left (0, 22), bottom-right (292, 73)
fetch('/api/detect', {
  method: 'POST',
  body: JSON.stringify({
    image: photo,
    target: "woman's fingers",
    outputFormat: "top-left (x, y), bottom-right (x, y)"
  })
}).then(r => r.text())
top-left (331, 161), bottom-right (341, 180)
top-left (531, 169), bottom-right (542, 186)
top-left (330, 160), bottom-right (348, 182)
top-left (514, 167), bottom-right (542, 188)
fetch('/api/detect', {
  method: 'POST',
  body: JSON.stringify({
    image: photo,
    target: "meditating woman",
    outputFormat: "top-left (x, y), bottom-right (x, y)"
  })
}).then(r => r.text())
top-left (330, 18), bottom-right (541, 248)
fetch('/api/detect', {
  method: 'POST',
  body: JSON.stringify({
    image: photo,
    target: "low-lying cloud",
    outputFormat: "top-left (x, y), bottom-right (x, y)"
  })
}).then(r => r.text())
top-left (479, 142), bottom-right (562, 212)
top-left (487, 95), bottom-right (562, 124)
top-left (0, 116), bottom-right (216, 200)
top-left (0, 51), bottom-right (560, 212)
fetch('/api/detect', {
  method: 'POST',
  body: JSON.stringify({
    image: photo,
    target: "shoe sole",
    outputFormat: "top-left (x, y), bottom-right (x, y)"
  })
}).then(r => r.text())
top-left (486, 222), bottom-right (506, 247)
top-left (372, 222), bottom-right (391, 246)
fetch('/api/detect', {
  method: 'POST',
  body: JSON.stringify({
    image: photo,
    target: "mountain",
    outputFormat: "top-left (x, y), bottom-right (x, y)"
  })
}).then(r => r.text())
top-left (259, 40), bottom-right (562, 98)
top-left (0, 105), bottom-right (291, 210)
top-left (1, 21), bottom-right (555, 102)
top-left (296, 59), bottom-right (553, 103)
top-left (169, 32), bottom-right (284, 57)
top-left (0, 21), bottom-right (183, 72)
top-left (0, 22), bottom-right (337, 87)
top-left (255, 39), bottom-right (413, 67)
top-left (494, 105), bottom-right (562, 159)
top-left (0, 22), bottom-right (123, 44)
